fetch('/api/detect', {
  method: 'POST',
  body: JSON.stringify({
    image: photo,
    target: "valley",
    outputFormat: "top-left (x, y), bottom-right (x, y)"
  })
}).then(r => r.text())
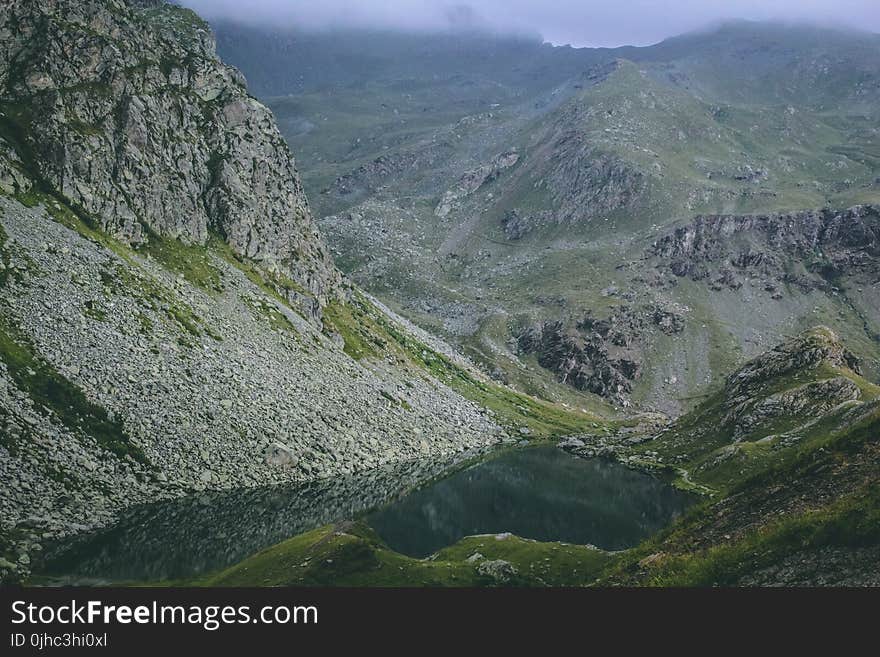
top-left (233, 22), bottom-right (880, 413)
top-left (0, 0), bottom-right (878, 588)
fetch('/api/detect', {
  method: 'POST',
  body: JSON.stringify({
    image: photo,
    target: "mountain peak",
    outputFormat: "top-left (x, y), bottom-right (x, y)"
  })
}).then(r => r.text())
top-left (727, 326), bottom-right (862, 398)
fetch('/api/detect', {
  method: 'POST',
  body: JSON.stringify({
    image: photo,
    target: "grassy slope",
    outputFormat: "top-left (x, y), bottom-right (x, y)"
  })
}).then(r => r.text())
top-left (188, 521), bottom-right (614, 587)
top-left (591, 328), bottom-right (880, 585)
top-left (321, 291), bottom-right (615, 436)
top-left (624, 329), bottom-right (880, 494)
top-left (601, 402), bottom-right (880, 586)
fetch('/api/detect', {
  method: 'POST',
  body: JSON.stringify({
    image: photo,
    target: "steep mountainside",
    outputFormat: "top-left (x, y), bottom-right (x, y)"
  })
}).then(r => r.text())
top-left (0, 0), bottom-right (606, 584)
top-left (0, 0), bottom-right (340, 316)
top-left (218, 22), bottom-right (880, 412)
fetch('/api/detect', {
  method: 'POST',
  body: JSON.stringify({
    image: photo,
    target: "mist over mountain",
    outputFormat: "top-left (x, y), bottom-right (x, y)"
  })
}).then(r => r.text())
top-left (182, 0), bottom-right (880, 47)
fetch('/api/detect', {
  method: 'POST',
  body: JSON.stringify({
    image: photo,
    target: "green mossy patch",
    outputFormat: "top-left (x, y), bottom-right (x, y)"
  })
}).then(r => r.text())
top-left (210, 236), bottom-right (311, 322)
top-left (0, 318), bottom-right (147, 464)
top-left (136, 231), bottom-right (224, 293)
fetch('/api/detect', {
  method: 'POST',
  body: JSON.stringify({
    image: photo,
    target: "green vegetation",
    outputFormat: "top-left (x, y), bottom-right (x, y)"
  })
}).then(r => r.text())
top-left (136, 231), bottom-right (224, 293)
top-left (0, 318), bottom-right (147, 463)
top-left (210, 236), bottom-right (311, 318)
top-left (322, 299), bottom-right (385, 360)
top-left (240, 295), bottom-right (298, 334)
top-left (609, 328), bottom-right (880, 495)
top-left (184, 522), bottom-right (613, 587)
top-left (644, 485), bottom-right (880, 586)
top-left (321, 293), bottom-right (609, 436)
top-left (599, 404), bottom-right (880, 585)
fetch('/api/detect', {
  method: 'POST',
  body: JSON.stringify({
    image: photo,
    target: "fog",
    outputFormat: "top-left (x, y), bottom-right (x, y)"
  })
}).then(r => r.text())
top-left (180, 0), bottom-right (880, 47)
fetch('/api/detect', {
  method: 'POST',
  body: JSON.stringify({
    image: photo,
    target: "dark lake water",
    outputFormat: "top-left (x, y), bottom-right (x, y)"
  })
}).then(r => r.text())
top-left (36, 445), bottom-right (694, 583)
top-left (368, 446), bottom-right (695, 557)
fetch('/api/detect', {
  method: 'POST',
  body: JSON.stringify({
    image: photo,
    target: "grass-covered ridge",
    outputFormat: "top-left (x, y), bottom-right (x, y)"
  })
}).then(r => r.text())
top-left (599, 400), bottom-right (880, 586)
top-left (612, 327), bottom-right (878, 494)
top-left (182, 521), bottom-right (614, 587)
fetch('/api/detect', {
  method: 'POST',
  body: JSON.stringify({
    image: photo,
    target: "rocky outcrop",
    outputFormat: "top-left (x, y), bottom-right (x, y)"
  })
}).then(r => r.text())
top-left (501, 208), bottom-right (554, 240)
top-left (727, 376), bottom-right (861, 442)
top-left (726, 326), bottom-right (862, 399)
top-left (515, 304), bottom-right (686, 403)
top-left (435, 150), bottom-right (519, 218)
top-left (543, 142), bottom-right (644, 224)
top-left (651, 205), bottom-right (880, 289)
top-left (0, 0), bottom-right (340, 311)
top-left (673, 327), bottom-right (867, 444)
top-left (683, 326), bottom-right (865, 447)
top-left (326, 143), bottom-right (452, 206)
top-left (517, 320), bottom-right (638, 402)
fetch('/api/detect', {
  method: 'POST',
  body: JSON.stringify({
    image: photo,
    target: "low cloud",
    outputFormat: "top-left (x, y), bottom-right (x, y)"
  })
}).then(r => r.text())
top-left (180, 0), bottom-right (880, 47)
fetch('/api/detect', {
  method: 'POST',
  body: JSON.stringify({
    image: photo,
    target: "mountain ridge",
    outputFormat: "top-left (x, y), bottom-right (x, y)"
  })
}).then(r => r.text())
top-left (226, 20), bottom-right (880, 411)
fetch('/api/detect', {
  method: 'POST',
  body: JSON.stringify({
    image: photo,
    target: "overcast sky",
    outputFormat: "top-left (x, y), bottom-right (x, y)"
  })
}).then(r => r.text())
top-left (181, 0), bottom-right (880, 47)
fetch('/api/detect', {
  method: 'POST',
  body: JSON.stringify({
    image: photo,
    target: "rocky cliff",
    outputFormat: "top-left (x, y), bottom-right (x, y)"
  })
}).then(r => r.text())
top-left (0, 0), bottom-right (340, 313)
top-left (0, 0), bottom-right (523, 584)
top-left (651, 205), bottom-right (880, 295)
top-left (514, 303), bottom-right (687, 405)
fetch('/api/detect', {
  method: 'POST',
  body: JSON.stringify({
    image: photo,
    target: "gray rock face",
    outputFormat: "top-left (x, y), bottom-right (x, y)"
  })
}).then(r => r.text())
top-left (264, 442), bottom-right (297, 469)
top-left (516, 304), bottom-right (686, 403)
top-left (476, 558), bottom-right (517, 583)
top-left (434, 150), bottom-right (519, 218)
top-left (0, 0), bottom-right (340, 311)
top-left (726, 326), bottom-right (862, 399)
top-left (651, 205), bottom-right (880, 288)
top-left (726, 376), bottom-right (861, 442)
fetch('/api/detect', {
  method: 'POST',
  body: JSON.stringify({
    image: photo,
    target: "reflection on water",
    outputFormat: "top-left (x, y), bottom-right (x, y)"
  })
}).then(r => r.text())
top-left (36, 445), bottom-right (694, 583)
top-left (368, 446), bottom-right (695, 557)
top-left (37, 449), bottom-right (482, 583)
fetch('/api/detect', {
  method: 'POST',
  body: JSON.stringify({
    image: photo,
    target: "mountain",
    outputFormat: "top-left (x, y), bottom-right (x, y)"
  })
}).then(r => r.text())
top-left (0, 0), bottom-right (342, 314)
top-left (2, 3), bottom-right (878, 588)
top-left (216, 22), bottom-right (880, 413)
top-left (0, 0), bottom-right (602, 583)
